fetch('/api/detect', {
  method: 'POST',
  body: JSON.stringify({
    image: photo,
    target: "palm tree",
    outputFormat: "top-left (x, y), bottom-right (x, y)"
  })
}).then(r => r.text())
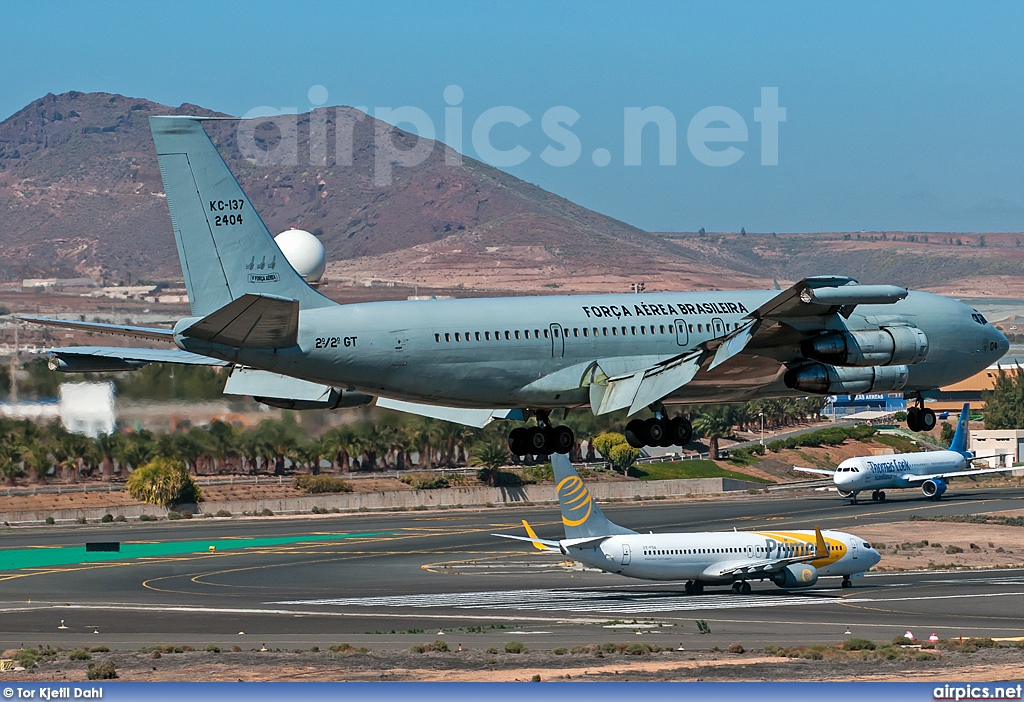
top-left (93, 432), bottom-right (123, 481)
top-left (0, 442), bottom-right (23, 485)
top-left (471, 440), bottom-right (509, 486)
top-left (691, 408), bottom-right (735, 459)
top-left (322, 425), bottom-right (358, 473)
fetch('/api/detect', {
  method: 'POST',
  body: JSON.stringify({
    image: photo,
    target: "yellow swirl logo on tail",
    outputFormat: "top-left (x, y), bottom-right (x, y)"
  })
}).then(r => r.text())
top-left (557, 476), bottom-right (593, 526)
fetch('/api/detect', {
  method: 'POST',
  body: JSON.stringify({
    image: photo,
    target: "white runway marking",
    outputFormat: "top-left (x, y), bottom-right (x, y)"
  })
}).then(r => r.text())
top-left (272, 588), bottom-right (841, 614)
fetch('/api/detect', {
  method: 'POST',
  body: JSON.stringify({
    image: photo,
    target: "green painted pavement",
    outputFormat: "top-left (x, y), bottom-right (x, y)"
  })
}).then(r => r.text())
top-left (0, 532), bottom-right (391, 571)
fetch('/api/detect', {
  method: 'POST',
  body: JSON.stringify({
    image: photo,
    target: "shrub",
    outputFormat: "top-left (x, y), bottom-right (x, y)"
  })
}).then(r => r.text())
top-left (728, 643), bottom-right (745, 654)
top-left (68, 648), bottom-right (92, 660)
top-left (45, 516), bottom-right (55, 524)
top-left (330, 643), bottom-right (357, 653)
top-left (168, 511), bottom-right (192, 520)
top-left (844, 638), bottom-right (876, 651)
top-left (76, 516), bottom-right (87, 524)
top-left (946, 545), bottom-right (964, 554)
top-left (411, 640), bottom-right (448, 653)
top-left (260, 508), bottom-right (274, 516)
top-left (126, 457), bottom-right (203, 507)
top-left (114, 515), bottom-right (126, 522)
top-left (100, 514), bottom-right (113, 523)
top-left (230, 646), bottom-right (242, 653)
top-left (400, 473), bottom-right (450, 490)
top-left (552, 647), bottom-right (567, 655)
top-left (293, 475), bottom-right (352, 494)
top-left (215, 510), bottom-right (232, 517)
top-left (205, 645), bottom-right (221, 653)
top-left (531, 674), bottom-right (541, 682)
top-left (504, 641), bottom-right (526, 654)
top-left (89, 646), bottom-right (109, 653)
top-left (87, 661), bottom-right (118, 680)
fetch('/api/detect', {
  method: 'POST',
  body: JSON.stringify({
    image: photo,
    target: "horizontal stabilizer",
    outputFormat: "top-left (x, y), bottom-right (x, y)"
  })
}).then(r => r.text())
top-left (491, 533), bottom-right (561, 551)
top-left (183, 294), bottom-right (299, 349)
top-left (47, 345), bottom-right (228, 372)
top-left (376, 397), bottom-right (524, 428)
top-left (19, 316), bottom-right (174, 342)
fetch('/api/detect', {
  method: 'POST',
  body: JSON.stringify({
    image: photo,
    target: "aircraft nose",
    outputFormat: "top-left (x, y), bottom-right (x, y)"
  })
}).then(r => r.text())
top-left (991, 327), bottom-right (1010, 358)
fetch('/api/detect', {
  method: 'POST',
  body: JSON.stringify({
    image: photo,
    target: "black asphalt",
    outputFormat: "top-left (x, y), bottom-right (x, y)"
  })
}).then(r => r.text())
top-left (2, 485), bottom-right (1023, 651)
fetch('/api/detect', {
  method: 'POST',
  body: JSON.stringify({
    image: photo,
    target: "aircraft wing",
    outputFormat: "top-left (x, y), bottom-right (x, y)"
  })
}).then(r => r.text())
top-left (19, 316), bottom-right (175, 342)
top-left (705, 526), bottom-right (830, 578)
top-left (792, 465), bottom-right (836, 476)
top-left (904, 465), bottom-right (1020, 482)
top-left (587, 276), bottom-right (910, 416)
top-left (376, 397), bottom-right (525, 428)
top-left (46, 345), bottom-right (228, 372)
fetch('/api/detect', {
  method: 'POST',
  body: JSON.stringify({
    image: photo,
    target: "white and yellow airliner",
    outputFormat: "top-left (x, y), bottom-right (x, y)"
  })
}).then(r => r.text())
top-left (494, 454), bottom-right (880, 594)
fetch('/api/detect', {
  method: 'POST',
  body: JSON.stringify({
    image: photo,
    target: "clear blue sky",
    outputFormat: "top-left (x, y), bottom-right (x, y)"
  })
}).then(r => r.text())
top-left (4, 0), bottom-right (1022, 233)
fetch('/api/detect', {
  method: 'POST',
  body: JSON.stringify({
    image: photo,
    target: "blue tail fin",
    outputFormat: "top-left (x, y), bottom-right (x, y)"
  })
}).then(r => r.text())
top-left (950, 403), bottom-right (970, 455)
top-left (551, 454), bottom-right (634, 538)
top-left (149, 116), bottom-right (335, 317)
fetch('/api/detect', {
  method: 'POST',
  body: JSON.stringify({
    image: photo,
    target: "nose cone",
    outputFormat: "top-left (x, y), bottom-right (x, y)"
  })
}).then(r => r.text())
top-left (867, 547), bottom-right (882, 569)
top-left (989, 326), bottom-right (1010, 361)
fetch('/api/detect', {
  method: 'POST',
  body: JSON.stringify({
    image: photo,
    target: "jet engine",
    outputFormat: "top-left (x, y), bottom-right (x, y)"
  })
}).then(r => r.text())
top-left (255, 389), bottom-right (373, 411)
top-left (48, 355), bottom-right (148, 373)
top-left (784, 363), bottom-right (909, 395)
top-left (801, 326), bottom-right (928, 367)
top-left (771, 563), bottom-right (819, 589)
top-left (921, 478), bottom-right (947, 499)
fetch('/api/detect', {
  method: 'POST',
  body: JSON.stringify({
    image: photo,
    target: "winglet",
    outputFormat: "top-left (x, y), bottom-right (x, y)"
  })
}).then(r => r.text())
top-left (814, 526), bottom-right (827, 559)
top-left (522, 520), bottom-right (548, 551)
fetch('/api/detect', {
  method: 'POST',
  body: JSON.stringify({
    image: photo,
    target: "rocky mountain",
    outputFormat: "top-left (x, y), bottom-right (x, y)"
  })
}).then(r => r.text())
top-left (0, 92), bottom-right (769, 293)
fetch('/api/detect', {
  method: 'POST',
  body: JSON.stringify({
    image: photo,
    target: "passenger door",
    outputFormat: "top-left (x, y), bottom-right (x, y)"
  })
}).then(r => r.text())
top-left (621, 543), bottom-right (631, 565)
top-left (849, 537), bottom-right (859, 561)
top-left (674, 319), bottom-right (689, 347)
top-left (550, 324), bottom-right (564, 358)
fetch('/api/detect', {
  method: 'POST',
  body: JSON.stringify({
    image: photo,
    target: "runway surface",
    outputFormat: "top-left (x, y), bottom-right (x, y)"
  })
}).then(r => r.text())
top-left (2, 485), bottom-right (1023, 651)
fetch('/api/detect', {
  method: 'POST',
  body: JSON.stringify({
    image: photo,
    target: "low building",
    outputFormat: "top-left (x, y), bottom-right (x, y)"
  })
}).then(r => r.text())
top-left (969, 429), bottom-right (1024, 475)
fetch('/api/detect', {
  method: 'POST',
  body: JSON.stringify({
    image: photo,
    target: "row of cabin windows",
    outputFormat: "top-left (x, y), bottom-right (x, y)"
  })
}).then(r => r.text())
top-left (643, 543), bottom-right (831, 557)
top-left (434, 322), bottom-right (742, 344)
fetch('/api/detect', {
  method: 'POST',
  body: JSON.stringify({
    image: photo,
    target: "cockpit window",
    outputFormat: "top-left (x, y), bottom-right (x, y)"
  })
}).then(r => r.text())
top-left (971, 311), bottom-right (988, 325)
top-left (863, 542), bottom-right (871, 549)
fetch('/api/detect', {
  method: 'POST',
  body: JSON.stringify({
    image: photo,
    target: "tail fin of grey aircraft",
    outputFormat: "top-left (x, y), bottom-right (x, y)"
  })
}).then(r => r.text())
top-left (550, 453), bottom-right (635, 538)
top-left (149, 116), bottom-right (335, 317)
top-left (950, 402), bottom-right (971, 455)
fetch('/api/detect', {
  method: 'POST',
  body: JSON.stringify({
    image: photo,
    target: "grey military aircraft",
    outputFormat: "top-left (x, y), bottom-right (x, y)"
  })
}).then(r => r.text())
top-left (27, 116), bottom-right (1009, 455)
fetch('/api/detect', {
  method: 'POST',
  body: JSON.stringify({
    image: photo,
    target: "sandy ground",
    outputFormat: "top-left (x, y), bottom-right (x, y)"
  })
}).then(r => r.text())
top-left (852, 522), bottom-right (1024, 571)
top-left (4, 647), bottom-right (1023, 683)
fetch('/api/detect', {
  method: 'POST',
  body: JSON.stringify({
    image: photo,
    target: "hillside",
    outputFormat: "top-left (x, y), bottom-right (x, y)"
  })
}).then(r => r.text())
top-left (0, 92), bottom-right (769, 293)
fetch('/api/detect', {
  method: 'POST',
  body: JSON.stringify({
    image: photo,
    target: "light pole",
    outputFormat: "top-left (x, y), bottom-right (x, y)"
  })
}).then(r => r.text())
top-left (759, 412), bottom-right (764, 447)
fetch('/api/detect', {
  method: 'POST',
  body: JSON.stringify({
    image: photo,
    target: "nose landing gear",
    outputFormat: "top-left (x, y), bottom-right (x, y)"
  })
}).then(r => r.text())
top-left (906, 398), bottom-right (936, 433)
top-left (841, 575), bottom-right (853, 588)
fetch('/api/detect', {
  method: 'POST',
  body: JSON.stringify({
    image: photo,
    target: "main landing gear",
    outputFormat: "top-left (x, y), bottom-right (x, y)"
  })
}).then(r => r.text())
top-left (684, 580), bottom-right (704, 595)
top-left (906, 398), bottom-right (936, 433)
top-left (731, 581), bottom-right (752, 595)
top-left (871, 490), bottom-right (886, 502)
top-left (507, 410), bottom-right (575, 456)
top-left (624, 414), bottom-right (693, 449)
